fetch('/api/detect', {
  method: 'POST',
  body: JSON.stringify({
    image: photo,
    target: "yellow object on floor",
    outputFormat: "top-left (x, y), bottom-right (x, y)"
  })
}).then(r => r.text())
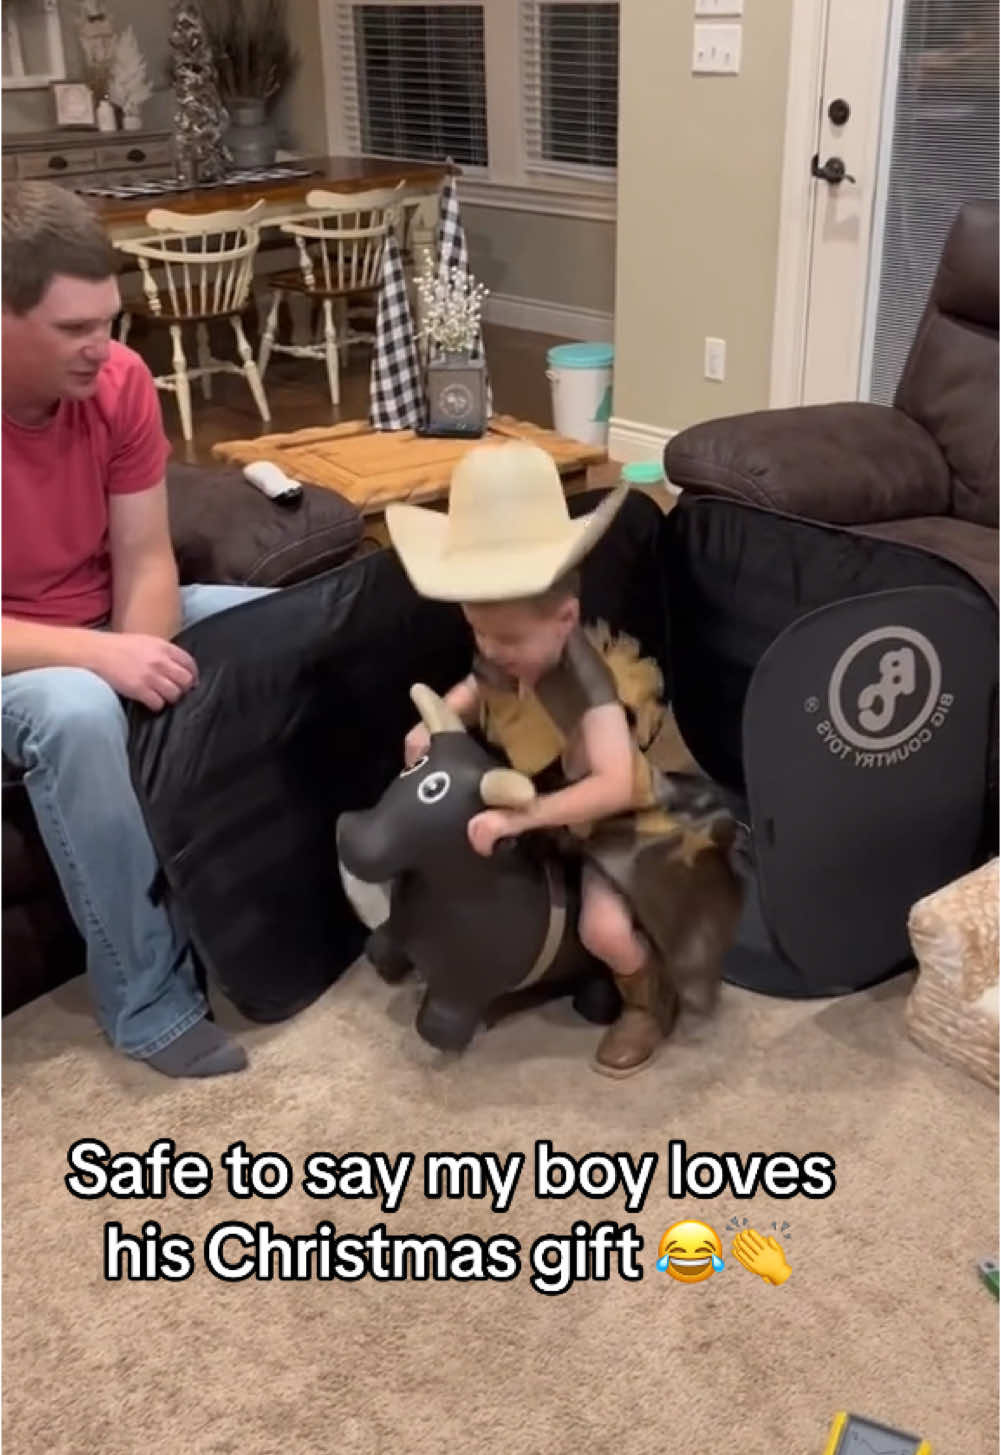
top-left (822, 1411), bottom-right (931, 1452)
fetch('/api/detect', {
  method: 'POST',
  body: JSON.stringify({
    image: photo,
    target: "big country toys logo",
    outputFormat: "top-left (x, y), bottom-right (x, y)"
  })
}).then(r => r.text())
top-left (806, 626), bottom-right (953, 768)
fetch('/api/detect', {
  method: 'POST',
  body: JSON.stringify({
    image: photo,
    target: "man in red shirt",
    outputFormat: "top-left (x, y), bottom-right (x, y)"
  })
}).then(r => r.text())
top-left (2, 182), bottom-right (270, 1077)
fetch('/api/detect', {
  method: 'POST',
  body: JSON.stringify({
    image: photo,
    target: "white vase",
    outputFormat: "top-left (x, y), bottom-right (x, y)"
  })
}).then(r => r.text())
top-left (96, 98), bottom-right (117, 133)
top-left (123, 111), bottom-right (142, 131)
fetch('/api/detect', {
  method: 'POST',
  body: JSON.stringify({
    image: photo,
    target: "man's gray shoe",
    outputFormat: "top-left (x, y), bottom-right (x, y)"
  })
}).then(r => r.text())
top-left (142, 1018), bottom-right (247, 1078)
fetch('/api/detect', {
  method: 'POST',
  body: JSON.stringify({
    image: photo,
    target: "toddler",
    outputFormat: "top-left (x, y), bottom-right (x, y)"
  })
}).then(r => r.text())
top-left (389, 441), bottom-right (731, 1076)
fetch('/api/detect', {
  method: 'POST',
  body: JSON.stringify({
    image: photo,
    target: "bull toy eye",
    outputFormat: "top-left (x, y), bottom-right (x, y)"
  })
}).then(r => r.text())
top-left (400, 756), bottom-right (428, 778)
top-left (417, 771), bottom-right (451, 805)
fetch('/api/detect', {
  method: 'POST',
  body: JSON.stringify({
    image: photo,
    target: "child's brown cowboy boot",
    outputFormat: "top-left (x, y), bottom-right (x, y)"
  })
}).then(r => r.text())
top-left (593, 958), bottom-right (677, 1077)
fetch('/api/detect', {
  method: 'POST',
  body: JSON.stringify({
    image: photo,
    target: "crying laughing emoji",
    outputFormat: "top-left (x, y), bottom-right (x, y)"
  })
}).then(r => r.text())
top-left (656, 1221), bottom-right (724, 1284)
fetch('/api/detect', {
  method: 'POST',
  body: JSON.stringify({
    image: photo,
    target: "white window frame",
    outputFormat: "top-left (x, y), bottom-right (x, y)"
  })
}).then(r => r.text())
top-left (319, 0), bottom-right (617, 221)
top-left (2, 0), bottom-right (66, 91)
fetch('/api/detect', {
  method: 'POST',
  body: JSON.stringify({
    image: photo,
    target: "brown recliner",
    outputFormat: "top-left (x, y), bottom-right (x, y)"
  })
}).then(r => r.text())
top-left (660, 200), bottom-right (998, 1000)
top-left (666, 200), bottom-right (998, 602)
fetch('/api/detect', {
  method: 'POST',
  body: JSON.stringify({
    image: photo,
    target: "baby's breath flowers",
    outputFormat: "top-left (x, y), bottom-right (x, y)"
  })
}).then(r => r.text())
top-left (416, 253), bottom-right (489, 355)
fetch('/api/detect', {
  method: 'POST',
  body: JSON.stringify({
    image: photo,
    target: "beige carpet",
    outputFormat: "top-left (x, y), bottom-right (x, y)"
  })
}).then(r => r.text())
top-left (4, 952), bottom-right (997, 1455)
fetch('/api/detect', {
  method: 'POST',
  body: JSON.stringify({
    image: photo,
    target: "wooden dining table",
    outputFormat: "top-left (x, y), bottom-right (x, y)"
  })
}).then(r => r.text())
top-left (97, 154), bottom-right (454, 244)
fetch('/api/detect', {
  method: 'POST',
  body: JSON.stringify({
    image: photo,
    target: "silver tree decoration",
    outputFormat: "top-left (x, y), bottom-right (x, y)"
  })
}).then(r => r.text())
top-left (168, 0), bottom-right (229, 182)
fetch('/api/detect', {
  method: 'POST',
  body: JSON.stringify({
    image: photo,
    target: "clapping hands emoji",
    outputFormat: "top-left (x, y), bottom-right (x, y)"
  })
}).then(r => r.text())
top-left (731, 1227), bottom-right (791, 1285)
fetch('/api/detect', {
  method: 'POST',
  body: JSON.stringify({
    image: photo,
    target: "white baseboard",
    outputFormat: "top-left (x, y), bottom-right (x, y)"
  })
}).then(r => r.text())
top-left (483, 291), bottom-right (614, 343)
top-left (607, 417), bottom-right (679, 491)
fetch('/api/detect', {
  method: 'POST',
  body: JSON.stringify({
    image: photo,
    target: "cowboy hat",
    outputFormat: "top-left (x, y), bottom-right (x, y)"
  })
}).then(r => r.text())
top-left (385, 441), bottom-right (628, 602)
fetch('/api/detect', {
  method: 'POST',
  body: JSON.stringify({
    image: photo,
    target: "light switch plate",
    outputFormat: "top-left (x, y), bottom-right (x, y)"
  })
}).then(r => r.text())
top-left (692, 22), bottom-right (742, 73)
top-left (694, 0), bottom-right (744, 15)
top-left (704, 337), bottom-right (726, 381)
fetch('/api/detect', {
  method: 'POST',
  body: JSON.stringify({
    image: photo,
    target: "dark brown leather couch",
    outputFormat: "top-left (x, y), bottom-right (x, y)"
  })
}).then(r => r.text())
top-left (3, 462), bottom-right (363, 1014)
top-left (659, 200), bottom-right (998, 999)
top-left (665, 200), bottom-right (998, 603)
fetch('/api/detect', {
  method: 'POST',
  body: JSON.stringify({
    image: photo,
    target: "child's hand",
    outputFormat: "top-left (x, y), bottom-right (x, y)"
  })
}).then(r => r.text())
top-left (404, 723), bottom-right (431, 767)
top-left (468, 810), bottom-right (521, 857)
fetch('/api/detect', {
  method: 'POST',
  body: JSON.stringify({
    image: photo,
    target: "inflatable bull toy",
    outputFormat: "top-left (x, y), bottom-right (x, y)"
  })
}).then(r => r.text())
top-left (336, 684), bottom-right (620, 1052)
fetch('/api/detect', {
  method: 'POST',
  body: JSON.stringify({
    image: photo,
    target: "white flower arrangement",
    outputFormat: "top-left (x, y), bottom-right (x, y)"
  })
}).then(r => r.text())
top-left (76, 0), bottom-right (117, 98)
top-left (416, 251), bottom-right (489, 355)
top-left (108, 26), bottom-right (153, 120)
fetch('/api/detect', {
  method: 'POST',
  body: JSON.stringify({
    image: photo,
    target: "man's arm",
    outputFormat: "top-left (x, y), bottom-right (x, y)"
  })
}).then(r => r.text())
top-left (108, 480), bottom-right (181, 639)
top-left (1, 612), bottom-right (196, 711)
top-left (1, 616), bottom-right (104, 675)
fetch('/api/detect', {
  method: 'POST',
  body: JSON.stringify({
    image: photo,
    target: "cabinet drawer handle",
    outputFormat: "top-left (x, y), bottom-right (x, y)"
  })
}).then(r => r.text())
top-left (126, 148), bottom-right (146, 163)
top-left (48, 155), bottom-right (68, 170)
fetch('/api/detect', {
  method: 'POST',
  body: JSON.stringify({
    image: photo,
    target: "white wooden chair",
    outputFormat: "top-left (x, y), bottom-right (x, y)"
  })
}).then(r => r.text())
top-left (257, 184), bottom-right (406, 409)
top-left (116, 201), bottom-right (270, 443)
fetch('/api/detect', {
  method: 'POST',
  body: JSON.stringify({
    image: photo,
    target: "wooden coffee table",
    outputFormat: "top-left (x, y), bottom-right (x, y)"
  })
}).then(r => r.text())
top-left (212, 416), bottom-right (608, 541)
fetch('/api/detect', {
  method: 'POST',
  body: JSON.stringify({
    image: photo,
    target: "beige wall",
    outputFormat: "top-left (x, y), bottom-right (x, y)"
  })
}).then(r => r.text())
top-left (613, 0), bottom-right (793, 433)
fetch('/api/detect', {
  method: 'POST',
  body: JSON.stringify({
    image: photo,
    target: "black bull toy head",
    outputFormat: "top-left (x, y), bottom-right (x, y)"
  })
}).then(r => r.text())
top-left (336, 683), bottom-right (619, 1052)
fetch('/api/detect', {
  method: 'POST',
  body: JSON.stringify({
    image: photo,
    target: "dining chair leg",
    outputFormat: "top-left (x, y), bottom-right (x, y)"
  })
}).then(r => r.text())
top-left (232, 315), bottom-right (271, 426)
top-left (169, 324), bottom-right (193, 443)
top-left (322, 298), bottom-right (340, 409)
top-left (336, 297), bottom-right (352, 357)
top-left (258, 290), bottom-right (282, 379)
top-left (118, 312), bottom-right (132, 347)
top-left (196, 323), bottom-right (213, 400)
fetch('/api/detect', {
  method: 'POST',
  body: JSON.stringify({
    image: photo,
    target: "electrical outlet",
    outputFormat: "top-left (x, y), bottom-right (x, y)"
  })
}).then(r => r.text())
top-left (692, 23), bottom-right (742, 73)
top-left (704, 337), bottom-right (726, 381)
top-left (694, 0), bottom-right (743, 15)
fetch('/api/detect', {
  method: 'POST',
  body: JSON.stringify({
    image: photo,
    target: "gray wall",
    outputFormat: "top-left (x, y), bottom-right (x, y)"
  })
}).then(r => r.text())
top-left (3, 1), bottom-right (616, 323)
top-left (1, 0), bottom-right (324, 149)
top-left (464, 206), bottom-right (615, 316)
top-left (3, 0), bottom-right (175, 134)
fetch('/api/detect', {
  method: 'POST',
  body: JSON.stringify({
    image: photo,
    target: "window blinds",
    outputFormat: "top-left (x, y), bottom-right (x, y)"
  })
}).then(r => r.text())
top-left (521, 1), bottom-right (619, 176)
top-left (867, 0), bottom-right (998, 403)
top-left (339, 4), bottom-right (488, 166)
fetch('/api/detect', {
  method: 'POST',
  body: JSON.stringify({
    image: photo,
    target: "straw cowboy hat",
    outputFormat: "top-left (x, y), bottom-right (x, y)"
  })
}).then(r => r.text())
top-left (385, 441), bottom-right (627, 602)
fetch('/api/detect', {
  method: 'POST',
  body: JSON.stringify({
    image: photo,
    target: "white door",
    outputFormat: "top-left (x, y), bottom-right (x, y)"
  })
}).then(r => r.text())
top-left (771, 0), bottom-right (998, 407)
top-left (771, 0), bottom-right (893, 407)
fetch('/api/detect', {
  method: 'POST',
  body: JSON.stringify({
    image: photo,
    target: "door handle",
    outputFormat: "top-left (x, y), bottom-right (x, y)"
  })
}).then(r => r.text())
top-left (811, 154), bottom-right (856, 185)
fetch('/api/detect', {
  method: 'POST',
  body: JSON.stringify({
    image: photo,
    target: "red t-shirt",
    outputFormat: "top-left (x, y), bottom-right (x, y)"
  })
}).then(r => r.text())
top-left (2, 342), bottom-right (170, 627)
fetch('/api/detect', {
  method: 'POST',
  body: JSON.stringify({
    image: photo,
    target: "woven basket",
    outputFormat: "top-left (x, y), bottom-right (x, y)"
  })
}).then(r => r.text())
top-left (906, 859), bottom-right (999, 1088)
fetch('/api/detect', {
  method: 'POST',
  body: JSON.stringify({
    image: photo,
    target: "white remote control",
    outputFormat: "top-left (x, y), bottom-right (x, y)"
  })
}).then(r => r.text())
top-left (243, 460), bottom-right (304, 507)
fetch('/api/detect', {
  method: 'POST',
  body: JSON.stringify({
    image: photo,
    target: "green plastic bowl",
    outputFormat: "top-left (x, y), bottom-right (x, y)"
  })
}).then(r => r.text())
top-left (621, 461), bottom-right (665, 486)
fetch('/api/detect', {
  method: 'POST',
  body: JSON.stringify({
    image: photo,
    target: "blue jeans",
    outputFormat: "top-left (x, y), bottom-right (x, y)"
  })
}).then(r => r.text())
top-left (2, 584), bottom-right (272, 1057)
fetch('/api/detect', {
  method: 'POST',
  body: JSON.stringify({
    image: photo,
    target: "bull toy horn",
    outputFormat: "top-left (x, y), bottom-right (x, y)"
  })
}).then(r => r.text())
top-left (480, 768), bottom-right (536, 809)
top-left (410, 683), bottom-right (466, 735)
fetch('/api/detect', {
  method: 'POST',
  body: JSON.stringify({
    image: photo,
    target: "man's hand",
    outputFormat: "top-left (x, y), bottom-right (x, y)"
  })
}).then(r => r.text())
top-left (731, 1229), bottom-right (791, 1285)
top-left (467, 809), bottom-right (522, 857)
top-left (89, 632), bottom-right (198, 712)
